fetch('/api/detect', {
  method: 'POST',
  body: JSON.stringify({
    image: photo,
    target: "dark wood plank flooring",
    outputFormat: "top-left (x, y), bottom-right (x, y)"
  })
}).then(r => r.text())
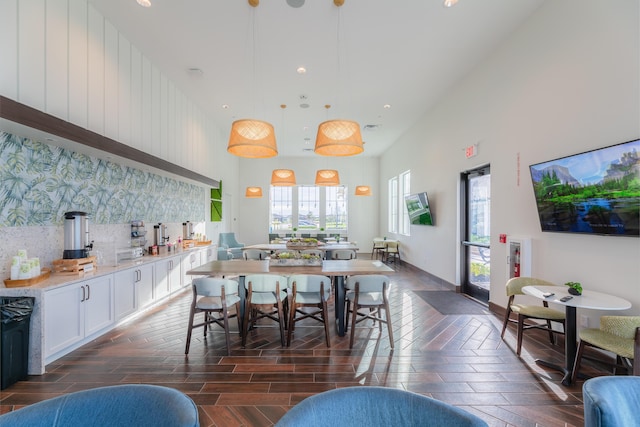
top-left (0, 261), bottom-right (614, 426)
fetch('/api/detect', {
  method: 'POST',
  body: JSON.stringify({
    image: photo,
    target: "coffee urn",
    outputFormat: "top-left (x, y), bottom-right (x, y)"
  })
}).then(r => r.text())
top-left (63, 211), bottom-right (93, 259)
top-left (154, 223), bottom-right (169, 246)
top-left (183, 221), bottom-right (194, 240)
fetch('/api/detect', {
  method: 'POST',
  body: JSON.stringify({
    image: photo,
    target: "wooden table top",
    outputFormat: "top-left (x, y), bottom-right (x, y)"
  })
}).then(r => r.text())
top-left (187, 259), bottom-right (393, 276)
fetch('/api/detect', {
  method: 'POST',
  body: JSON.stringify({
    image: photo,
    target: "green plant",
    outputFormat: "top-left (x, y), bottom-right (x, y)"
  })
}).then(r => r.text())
top-left (565, 281), bottom-right (583, 295)
top-left (292, 227), bottom-right (298, 232)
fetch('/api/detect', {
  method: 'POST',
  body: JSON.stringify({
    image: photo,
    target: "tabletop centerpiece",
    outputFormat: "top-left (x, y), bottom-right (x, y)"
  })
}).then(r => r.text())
top-left (565, 281), bottom-right (583, 295)
top-left (270, 250), bottom-right (322, 266)
top-left (286, 237), bottom-right (318, 250)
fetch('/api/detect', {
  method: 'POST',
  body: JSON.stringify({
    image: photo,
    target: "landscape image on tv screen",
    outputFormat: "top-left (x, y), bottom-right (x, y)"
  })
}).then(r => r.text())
top-left (405, 192), bottom-right (434, 226)
top-left (529, 138), bottom-right (640, 237)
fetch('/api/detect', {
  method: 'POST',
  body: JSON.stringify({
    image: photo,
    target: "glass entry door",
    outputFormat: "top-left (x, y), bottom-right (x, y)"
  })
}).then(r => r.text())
top-left (461, 165), bottom-right (491, 302)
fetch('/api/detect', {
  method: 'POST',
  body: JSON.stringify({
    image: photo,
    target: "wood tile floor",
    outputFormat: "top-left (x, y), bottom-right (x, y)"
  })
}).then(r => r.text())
top-left (0, 261), bottom-right (614, 426)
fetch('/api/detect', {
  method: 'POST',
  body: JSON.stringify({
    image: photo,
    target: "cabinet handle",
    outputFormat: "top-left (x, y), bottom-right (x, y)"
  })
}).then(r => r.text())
top-left (86, 284), bottom-right (90, 300)
top-left (81, 285), bottom-right (86, 302)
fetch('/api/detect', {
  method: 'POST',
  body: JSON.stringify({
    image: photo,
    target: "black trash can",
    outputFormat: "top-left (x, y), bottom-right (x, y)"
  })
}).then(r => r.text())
top-left (1, 296), bottom-right (35, 390)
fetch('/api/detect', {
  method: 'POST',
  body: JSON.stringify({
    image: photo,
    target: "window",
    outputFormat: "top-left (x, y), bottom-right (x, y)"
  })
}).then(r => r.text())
top-left (270, 185), bottom-right (348, 232)
top-left (388, 170), bottom-right (410, 235)
top-left (270, 186), bottom-right (293, 232)
top-left (400, 170), bottom-right (411, 235)
top-left (388, 176), bottom-right (398, 233)
top-left (297, 186), bottom-right (320, 229)
top-left (325, 186), bottom-right (348, 231)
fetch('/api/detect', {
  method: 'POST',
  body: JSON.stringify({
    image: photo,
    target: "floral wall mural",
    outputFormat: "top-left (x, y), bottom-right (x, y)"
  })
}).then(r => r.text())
top-left (0, 131), bottom-right (206, 227)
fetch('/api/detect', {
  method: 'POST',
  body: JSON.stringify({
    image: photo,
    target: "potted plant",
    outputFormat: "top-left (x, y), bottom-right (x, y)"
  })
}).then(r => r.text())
top-left (565, 281), bottom-right (583, 295)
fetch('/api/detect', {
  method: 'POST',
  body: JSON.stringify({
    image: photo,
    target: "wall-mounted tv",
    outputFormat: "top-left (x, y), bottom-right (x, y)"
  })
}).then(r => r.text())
top-left (405, 192), bottom-right (434, 226)
top-left (529, 138), bottom-right (640, 237)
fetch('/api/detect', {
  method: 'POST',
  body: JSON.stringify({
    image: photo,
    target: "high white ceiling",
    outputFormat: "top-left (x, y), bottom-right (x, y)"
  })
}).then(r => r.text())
top-left (88, 0), bottom-right (545, 157)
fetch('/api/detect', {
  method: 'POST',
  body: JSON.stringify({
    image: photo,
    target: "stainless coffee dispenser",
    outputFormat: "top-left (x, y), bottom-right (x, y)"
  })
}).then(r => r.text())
top-left (183, 221), bottom-right (194, 240)
top-left (154, 223), bottom-right (169, 246)
top-left (63, 211), bottom-right (93, 259)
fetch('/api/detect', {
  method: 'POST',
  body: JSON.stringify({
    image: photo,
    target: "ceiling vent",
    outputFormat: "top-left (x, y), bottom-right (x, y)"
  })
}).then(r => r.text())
top-left (363, 124), bottom-right (380, 131)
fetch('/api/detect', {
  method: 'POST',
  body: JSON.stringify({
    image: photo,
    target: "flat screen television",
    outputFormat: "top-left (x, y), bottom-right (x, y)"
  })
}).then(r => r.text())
top-left (405, 192), bottom-right (434, 226)
top-left (529, 138), bottom-right (640, 237)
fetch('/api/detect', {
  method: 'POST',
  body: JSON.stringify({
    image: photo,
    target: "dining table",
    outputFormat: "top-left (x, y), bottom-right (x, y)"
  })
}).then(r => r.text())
top-left (186, 259), bottom-right (394, 336)
top-left (522, 285), bottom-right (632, 386)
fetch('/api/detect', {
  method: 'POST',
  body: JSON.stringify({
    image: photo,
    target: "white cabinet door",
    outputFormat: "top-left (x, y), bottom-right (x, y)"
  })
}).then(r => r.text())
top-left (114, 268), bottom-right (137, 320)
top-left (181, 251), bottom-right (200, 289)
top-left (44, 283), bottom-right (84, 357)
top-left (204, 245), bottom-right (217, 263)
top-left (136, 263), bottom-right (155, 309)
top-left (154, 259), bottom-right (171, 301)
top-left (167, 255), bottom-right (182, 293)
top-left (83, 275), bottom-right (114, 337)
top-left (44, 275), bottom-right (114, 358)
top-left (154, 255), bottom-right (182, 300)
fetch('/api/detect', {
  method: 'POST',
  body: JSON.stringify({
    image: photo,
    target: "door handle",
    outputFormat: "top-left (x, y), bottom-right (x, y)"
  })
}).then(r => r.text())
top-left (86, 284), bottom-right (90, 300)
top-left (81, 285), bottom-right (86, 302)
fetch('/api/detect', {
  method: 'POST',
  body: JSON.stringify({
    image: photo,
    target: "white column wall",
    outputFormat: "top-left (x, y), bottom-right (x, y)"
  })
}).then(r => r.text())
top-left (0, 0), bottom-right (221, 181)
top-left (380, 0), bottom-right (640, 322)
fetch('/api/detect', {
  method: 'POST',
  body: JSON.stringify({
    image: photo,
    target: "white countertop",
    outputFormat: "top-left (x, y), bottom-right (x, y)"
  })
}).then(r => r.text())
top-left (1, 244), bottom-right (213, 293)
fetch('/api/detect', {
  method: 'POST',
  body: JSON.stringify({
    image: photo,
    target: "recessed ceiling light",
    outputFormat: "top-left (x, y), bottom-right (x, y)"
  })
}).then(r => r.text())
top-left (443, 0), bottom-right (458, 7)
top-left (297, 67), bottom-right (307, 74)
top-left (383, 104), bottom-right (391, 109)
top-left (137, 0), bottom-right (151, 7)
top-left (222, 104), bottom-right (230, 109)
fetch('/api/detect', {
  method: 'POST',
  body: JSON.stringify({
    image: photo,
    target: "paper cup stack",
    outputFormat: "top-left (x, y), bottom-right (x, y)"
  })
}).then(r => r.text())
top-left (10, 249), bottom-right (40, 280)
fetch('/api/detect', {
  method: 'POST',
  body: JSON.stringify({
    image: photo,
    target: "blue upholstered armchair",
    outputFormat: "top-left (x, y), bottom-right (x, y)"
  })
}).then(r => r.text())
top-left (583, 376), bottom-right (640, 427)
top-left (275, 386), bottom-right (488, 427)
top-left (0, 384), bottom-right (199, 426)
top-left (218, 232), bottom-right (245, 259)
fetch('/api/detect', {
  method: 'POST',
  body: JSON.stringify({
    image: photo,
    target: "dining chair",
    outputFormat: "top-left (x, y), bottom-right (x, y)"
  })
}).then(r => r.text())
top-left (500, 277), bottom-right (565, 356)
top-left (345, 275), bottom-right (394, 349)
top-left (243, 249), bottom-right (269, 260)
top-left (0, 384), bottom-right (199, 427)
top-left (286, 274), bottom-right (332, 347)
top-left (185, 277), bottom-right (241, 356)
top-left (571, 315), bottom-right (640, 383)
top-left (380, 240), bottom-right (400, 264)
top-left (242, 274), bottom-right (289, 347)
top-left (275, 386), bottom-right (488, 427)
top-left (371, 237), bottom-right (386, 260)
top-left (332, 249), bottom-right (357, 260)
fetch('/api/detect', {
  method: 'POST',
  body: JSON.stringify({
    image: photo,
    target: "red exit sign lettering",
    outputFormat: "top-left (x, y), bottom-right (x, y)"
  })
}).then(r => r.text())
top-left (465, 144), bottom-right (477, 158)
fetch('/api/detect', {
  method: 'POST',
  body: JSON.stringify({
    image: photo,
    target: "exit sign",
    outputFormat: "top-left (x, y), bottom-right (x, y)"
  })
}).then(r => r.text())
top-left (465, 144), bottom-right (477, 158)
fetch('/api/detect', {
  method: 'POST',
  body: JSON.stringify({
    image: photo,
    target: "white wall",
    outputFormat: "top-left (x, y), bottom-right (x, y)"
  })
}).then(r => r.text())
top-left (0, 0), bottom-right (221, 180)
top-left (380, 0), bottom-right (640, 324)
top-left (235, 156), bottom-right (379, 249)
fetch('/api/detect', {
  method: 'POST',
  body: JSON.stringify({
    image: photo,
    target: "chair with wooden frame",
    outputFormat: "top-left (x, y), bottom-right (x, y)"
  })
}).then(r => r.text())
top-left (345, 274), bottom-right (394, 349)
top-left (331, 249), bottom-right (357, 260)
top-left (571, 316), bottom-right (640, 383)
top-left (243, 249), bottom-right (269, 260)
top-left (286, 274), bottom-right (332, 347)
top-left (500, 277), bottom-right (565, 356)
top-left (380, 240), bottom-right (400, 264)
top-left (242, 274), bottom-right (288, 347)
top-left (371, 237), bottom-right (386, 260)
top-left (185, 277), bottom-right (241, 356)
